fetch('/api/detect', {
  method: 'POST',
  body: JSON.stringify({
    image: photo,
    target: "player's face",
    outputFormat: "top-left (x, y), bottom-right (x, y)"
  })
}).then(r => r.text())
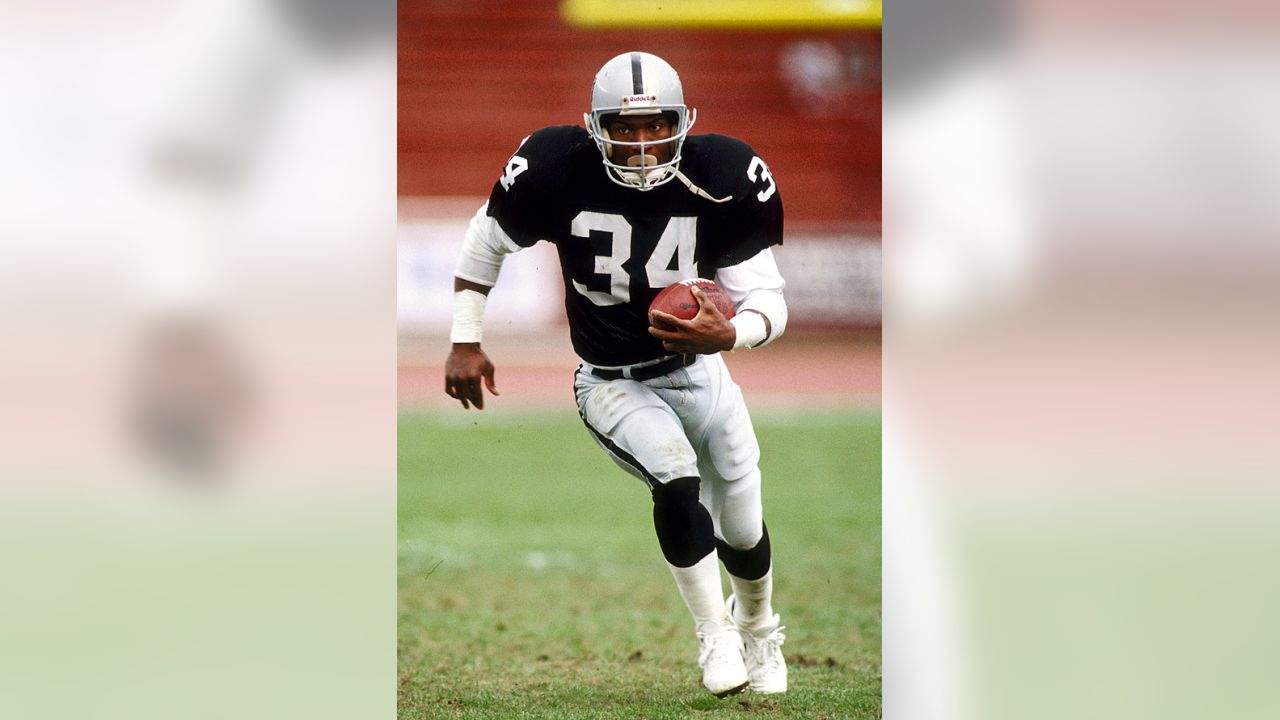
top-left (606, 114), bottom-right (675, 165)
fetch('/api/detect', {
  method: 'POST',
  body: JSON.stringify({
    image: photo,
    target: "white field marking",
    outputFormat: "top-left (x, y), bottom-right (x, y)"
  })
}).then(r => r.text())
top-left (524, 550), bottom-right (578, 570)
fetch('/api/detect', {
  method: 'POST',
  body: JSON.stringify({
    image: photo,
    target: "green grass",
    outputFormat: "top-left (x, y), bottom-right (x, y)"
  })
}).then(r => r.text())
top-left (399, 408), bottom-right (881, 719)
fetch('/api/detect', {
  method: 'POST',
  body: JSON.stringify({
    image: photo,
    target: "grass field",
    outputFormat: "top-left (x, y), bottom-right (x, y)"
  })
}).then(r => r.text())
top-left (399, 407), bottom-right (881, 719)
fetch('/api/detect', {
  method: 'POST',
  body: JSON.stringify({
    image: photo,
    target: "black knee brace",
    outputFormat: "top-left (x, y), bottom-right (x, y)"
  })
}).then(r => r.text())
top-left (716, 522), bottom-right (772, 580)
top-left (651, 476), bottom-right (715, 568)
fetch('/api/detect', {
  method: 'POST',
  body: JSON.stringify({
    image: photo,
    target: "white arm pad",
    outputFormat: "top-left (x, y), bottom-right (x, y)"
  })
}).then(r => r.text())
top-left (454, 203), bottom-right (523, 287)
top-left (730, 311), bottom-right (769, 350)
top-left (716, 248), bottom-right (788, 349)
top-left (450, 289), bottom-right (488, 343)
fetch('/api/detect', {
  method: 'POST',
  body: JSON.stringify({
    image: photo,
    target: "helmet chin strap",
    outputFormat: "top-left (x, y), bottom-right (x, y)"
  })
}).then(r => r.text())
top-left (591, 115), bottom-right (731, 202)
top-left (614, 156), bottom-right (737, 202)
top-left (673, 169), bottom-right (733, 204)
top-left (619, 154), bottom-right (732, 203)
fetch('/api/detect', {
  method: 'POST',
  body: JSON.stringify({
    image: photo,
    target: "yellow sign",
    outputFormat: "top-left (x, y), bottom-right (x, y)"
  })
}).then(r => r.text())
top-left (561, 0), bottom-right (882, 29)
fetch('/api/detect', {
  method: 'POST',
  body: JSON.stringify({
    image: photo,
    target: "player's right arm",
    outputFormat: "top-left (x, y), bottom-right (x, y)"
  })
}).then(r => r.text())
top-left (445, 277), bottom-right (499, 410)
top-left (446, 129), bottom-right (568, 409)
top-left (444, 202), bottom-right (524, 410)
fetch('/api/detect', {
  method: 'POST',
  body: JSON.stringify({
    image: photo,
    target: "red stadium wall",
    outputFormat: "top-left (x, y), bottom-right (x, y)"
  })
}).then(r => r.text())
top-left (398, 0), bottom-right (881, 226)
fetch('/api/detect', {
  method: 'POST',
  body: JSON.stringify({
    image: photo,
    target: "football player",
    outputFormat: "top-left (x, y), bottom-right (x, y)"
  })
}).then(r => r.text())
top-left (445, 51), bottom-right (789, 697)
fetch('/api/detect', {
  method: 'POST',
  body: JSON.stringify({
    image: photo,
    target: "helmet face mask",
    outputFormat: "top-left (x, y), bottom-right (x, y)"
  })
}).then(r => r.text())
top-left (584, 52), bottom-right (697, 191)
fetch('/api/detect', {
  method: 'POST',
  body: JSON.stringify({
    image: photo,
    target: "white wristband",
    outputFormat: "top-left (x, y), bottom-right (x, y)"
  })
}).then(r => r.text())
top-left (450, 289), bottom-right (488, 343)
top-left (730, 311), bottom-right (768, 350)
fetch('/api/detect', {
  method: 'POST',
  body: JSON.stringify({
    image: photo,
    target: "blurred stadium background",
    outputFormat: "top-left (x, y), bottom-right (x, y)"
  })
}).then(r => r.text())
top-left (396, 0), bottom-right (882, 409)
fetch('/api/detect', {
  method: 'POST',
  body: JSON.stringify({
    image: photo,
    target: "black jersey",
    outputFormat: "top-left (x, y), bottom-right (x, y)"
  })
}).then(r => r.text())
top-left (485, 125), bottom-right (783, 367)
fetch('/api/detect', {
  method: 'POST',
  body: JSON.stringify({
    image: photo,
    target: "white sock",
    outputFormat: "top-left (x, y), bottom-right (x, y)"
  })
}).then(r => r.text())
top-left (668, 552), bottom-right (732, 636)
top-left (728, 566), bottom-right (775, 632)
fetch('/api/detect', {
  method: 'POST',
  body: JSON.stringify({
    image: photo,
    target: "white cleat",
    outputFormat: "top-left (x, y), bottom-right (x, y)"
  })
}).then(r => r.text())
top-left (727, 594), bottom-right (788, 693)
top-left (696, 627), bottom-right (749, 698)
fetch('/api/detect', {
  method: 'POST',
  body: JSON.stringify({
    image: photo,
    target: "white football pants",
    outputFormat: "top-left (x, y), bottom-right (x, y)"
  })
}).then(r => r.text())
top-left (573, 353), bottom-right (764, 551)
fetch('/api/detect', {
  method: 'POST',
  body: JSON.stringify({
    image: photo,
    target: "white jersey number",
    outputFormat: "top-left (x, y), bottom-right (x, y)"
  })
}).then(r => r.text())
top-left (570, 212), bottom-right (697, 306)
top-left (644, 216), bottom-right (697, 291)
top-left (570, 212), bottom-right (632, 306)
top-left (499, 155), bottom-right (529, 190)
top-left (747, 156), bottom-right (776, 202)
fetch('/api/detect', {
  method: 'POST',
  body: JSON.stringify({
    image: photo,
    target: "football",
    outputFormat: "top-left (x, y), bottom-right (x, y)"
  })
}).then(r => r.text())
top-left (649, 279), bottom-right (736, 321)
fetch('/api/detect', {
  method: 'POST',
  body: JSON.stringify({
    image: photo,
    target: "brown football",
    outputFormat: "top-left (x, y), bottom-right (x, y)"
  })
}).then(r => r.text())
top-left (649, 279), bottom-right (736, 321)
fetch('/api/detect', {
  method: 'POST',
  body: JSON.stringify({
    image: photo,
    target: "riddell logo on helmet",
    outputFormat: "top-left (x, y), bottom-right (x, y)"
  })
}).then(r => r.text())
top-left (621, 94), bottom-right (657, 105)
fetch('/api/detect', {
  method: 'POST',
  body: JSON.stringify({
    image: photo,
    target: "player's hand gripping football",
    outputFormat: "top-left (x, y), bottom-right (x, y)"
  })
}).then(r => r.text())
top-left (445, 343), bottom-right (499, 410)
top-left (648, 286), bottom-right (736, 354)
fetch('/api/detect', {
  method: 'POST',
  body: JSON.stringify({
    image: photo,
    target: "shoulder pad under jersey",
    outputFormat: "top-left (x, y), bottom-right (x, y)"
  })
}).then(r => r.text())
top-left (680, 134), bottom-right (779, 205)
top-left (681, 134), bottom-right (784, 266)
top-left (486, 126), bottom-right (594, 247)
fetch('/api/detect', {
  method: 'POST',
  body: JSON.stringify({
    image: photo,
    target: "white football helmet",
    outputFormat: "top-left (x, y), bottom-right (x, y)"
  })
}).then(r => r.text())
top-left (585, 51), bottom-right (698, 190)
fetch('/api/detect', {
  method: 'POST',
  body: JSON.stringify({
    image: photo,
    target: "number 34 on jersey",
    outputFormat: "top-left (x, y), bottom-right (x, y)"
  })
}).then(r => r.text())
top-left (569, 211), bottom-right (696, 307)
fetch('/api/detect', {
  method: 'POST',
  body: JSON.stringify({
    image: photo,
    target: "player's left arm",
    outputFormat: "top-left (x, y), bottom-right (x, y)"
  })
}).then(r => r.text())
top-left (711, 142), bottom-right (786, 350)
top-left (716, 247), bottom-right (788, 349)
top-left (649, 138), bottom-right (785, 354)
top-left (647, 249), bottom-right (788, 353)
